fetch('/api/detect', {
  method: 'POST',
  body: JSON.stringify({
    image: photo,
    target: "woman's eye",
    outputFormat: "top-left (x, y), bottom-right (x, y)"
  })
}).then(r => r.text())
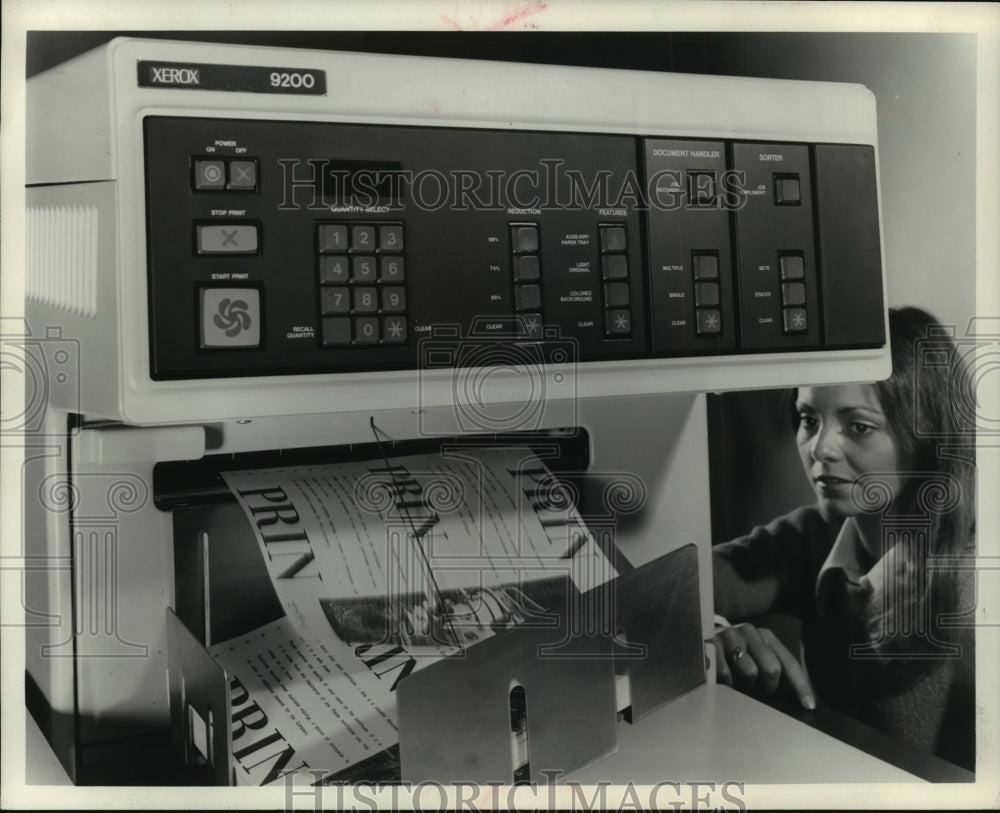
top-left (851, 422), bottom-right (875, 436)
top-left (798, 413), bottom-right (817, 430)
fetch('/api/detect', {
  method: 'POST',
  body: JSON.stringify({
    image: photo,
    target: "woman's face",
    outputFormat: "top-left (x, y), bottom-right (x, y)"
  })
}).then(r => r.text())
top-left (795, 384), bottom-right (903, 517)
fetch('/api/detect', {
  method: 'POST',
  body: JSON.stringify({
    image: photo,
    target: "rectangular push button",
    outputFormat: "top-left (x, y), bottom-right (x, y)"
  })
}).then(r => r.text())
top-left (519, 314), bottom-right (543, 339)
top-left (692, 253), bottom-right (719, 280)
top-left (602, 254), bottom-right (628, 280)
top-left (355, 317), bottom-right (380, 344)
top-left (516, 284), bottom-right (542, 311)
top-left (199, 288), bottom-right (261, 348)
top-left (351, 256), bottom-right (377, 283)
top-left (319, 256), bottom-right (350, 284)
top-left (775, 174), bottom-right (801, 205)
top-left (512, 225), bottom-right (539, 253)
top-left (353, 288), bottom-right (378, 313)
top-left (604, 283), bottom-right (630, 308)
top-left (380, 256), bottom-right (405, 283)
top-left (321, 287), bottom-right (350, 315)
top-left (382, 287), bottom-right (406, 313)
top-left (383, 316), bottom-right (407, 343)
top-left (318, 225), bottom-right (348, 254)
top-left (696, 309), bottom-right (722, 336)
top-left (783, 308), bottom-right (808, 334)
top-left (379, 225), bottom-right (404, 252)
top-left (227, 160), bottom-right (257, 190)
top-left (351, 225), bottom-right (377, 252)
top-left (782, 282), bottom-right (806, 307)
top-left (322, 317), bottom-right (352, 346)
top-left (780, 254), bottom-right (805, 280)
top-left (600, 226), bottom-right (627, 253)
top-left (695, 282), bottom-right (720, 308)
top-left (196, 224), bottom-right (258, 254)
top-left (515, 255), bottom-right (540, 282)
top-left (605, 309), bottom-right (631, 336)
top-left (194, 160), bottom-right (225, 190)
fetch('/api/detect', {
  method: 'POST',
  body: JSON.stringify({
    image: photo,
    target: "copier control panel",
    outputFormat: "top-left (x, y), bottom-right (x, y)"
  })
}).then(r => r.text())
top-left (144, 117), bottom-right (884, 380)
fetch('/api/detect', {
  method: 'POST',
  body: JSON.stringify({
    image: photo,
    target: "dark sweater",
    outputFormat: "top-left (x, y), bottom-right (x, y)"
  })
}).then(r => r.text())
top-left (713, 504), bottom-right (975, 772)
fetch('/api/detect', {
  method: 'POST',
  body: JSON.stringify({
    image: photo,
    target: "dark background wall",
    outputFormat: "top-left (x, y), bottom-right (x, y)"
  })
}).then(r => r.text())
top-left (25, 30), bottom-right (978, 543)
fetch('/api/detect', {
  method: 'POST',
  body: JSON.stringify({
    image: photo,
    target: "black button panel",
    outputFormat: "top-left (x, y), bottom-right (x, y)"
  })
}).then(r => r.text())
top-left (599, 223), bottom-right (631, 337)
top-left (192, 157), bottom-right (258, 192)
top-left (510, 222), bottom-right (543, 329)
top-left (645, 140), bottom-right (736, 355)
top-left (144, 117), bottom-right (882, 380)
top-left (315, 221), bottom-right (407, 346)
top-left (731, 143), bottom-right (820, 351)
top-left (693, 254), bottom-right (722, 336)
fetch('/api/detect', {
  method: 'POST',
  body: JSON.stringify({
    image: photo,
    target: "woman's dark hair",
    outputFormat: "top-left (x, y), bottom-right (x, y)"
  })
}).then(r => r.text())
top-left (790, 307), bottom-right (977, 651)
top-left (875, 307), bottom-right (976, 651)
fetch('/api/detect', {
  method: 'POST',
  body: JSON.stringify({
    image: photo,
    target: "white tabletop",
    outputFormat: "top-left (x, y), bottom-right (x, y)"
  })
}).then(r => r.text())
top-left (567, 683), bottom-right (921, 784)
top-left (25, 683), bottom-right (922, 788)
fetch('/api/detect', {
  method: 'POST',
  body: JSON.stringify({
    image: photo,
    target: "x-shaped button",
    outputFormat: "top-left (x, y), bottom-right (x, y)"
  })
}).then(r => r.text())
top-left (227, 160), bottom-right (257, 190)
top-left (197, 224), bottom-right (259, 254)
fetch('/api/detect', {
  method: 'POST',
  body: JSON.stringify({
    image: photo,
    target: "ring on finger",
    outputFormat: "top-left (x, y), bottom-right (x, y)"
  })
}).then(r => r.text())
top-left (731, 646), bottom-right (745, 662)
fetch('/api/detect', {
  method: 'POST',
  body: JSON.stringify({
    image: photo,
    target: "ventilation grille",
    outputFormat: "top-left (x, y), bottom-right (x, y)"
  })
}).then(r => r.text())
top-left (26, 204), bottom-right (99, 318)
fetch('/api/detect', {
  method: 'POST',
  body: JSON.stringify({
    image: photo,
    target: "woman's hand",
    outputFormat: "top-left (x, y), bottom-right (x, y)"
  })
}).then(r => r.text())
top-left (713, 622), bottom-right (816, 710)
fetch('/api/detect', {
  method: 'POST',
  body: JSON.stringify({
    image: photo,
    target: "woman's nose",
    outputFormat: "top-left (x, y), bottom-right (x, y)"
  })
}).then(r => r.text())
top-left (811, 424), bottom-right (842, 461)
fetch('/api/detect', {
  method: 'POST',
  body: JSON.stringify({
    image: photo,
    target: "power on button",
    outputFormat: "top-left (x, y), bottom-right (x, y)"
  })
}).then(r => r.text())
top-left (194, 160), bottom-right (225, 189)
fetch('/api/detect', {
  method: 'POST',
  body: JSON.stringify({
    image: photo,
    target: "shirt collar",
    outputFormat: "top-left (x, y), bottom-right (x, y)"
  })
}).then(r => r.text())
top-left (815, 517), bottom-right (885, 619)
